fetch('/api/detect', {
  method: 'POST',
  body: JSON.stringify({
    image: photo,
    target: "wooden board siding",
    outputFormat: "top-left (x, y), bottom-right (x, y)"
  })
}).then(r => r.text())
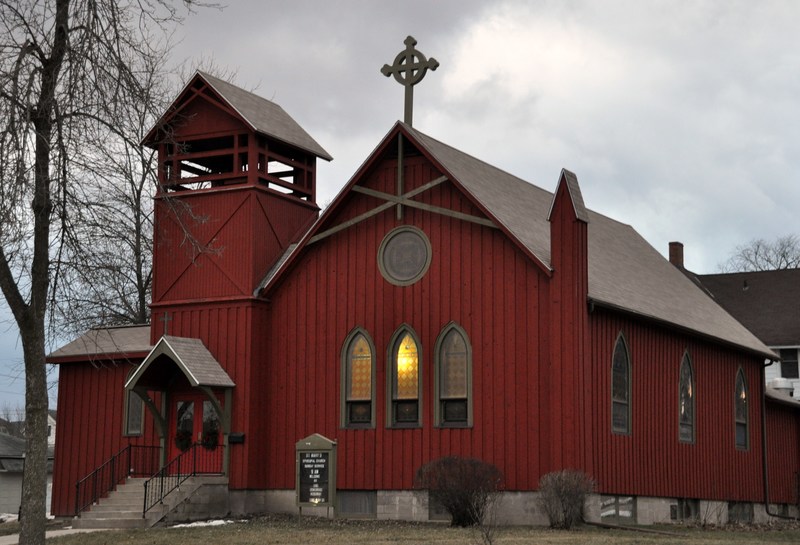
top-left (152, 187), bottom-right (316, 305)
top-left (590, 308), bottom-right (765, 502)
top-left (262, 154), bottom-right (550, 492)
top-left (149, 300), bottom-right (266, 489)
top-left (766, 402), bottom-right (800, 505)
top-left (51, 362), bottom-right (159, 516)
top-left (547, 176), bottom-right (590, 475)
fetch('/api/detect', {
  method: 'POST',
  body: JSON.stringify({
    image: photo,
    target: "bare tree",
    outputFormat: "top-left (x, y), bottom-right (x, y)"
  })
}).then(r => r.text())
top-left (0, 2), bottom-right (204, 543)
top-left (719, 234), bottom-right (800, 272)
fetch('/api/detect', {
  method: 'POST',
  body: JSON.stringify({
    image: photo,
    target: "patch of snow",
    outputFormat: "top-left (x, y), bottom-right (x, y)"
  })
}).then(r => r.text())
top-left (170, 519), bottom-right (234, 528)
top-left (0, 514), bottom-right (19, 523)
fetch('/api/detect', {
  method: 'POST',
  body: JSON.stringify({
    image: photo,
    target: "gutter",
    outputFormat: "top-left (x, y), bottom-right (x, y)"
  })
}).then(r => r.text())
top-left (761, 358), bottom-right (799, 520)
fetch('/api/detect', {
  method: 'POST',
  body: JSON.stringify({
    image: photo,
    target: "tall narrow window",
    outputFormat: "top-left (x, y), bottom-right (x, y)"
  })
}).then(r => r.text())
top-left (388, 327), bottom-right (421, 427)
top-left (435, 324), bottom-right (472, 427)
top-left (735, 368), bottom-right (748, 450)
top-left (342, 329), bottom-right (375, 428)
top-left (678, 352), bottom-right (694, 444)
top-left (611, 333), bottom-right (631, 435)
top-left (123, 368), bottom-right (144, 436)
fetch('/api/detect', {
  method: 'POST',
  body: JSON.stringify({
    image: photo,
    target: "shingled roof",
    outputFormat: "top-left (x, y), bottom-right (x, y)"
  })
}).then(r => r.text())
top-left (261, 122), bottom-right (773, 359)
top-left (47, 325), bottom-right (151, 363)
top-left (697, 269), bottom-right (800, 347)
top-left (126, 336), bottom-right (235, 390)
top-left (406, 125), bottom-right (773, 358)
top-left (200, 72), bottom-right (332, 160)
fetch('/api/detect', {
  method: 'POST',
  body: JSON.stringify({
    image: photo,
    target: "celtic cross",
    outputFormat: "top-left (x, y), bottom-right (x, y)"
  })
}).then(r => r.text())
top-left (381, 36), bottom-right (439, 126)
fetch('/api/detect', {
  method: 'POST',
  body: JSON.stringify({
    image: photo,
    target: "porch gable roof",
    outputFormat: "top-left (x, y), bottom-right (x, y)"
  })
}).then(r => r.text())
top-left (125, 335), bottom-right (235, 391)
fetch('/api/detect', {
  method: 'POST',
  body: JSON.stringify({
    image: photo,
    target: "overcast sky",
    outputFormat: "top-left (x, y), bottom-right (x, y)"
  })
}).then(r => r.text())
top-left (2, 0), bottom-right (799, 410)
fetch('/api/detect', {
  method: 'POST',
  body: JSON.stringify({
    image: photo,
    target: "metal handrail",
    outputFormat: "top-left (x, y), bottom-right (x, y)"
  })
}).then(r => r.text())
top-left (74, 444), bottom-right (160, 516)
top-left (142, 443), bottom-right (199, 517)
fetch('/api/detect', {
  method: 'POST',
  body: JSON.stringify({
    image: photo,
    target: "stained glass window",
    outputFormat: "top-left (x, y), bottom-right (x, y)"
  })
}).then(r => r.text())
top-left (678, 353), bottom-right (694, 443)
top-left (437, 326), bottom-right (470, 425)
top-left (343, 330), bottom-right (374, 427)
top-left (391, 329), bottom-right (420, 425)
top-left (612, 334), bottom-right (630, 434)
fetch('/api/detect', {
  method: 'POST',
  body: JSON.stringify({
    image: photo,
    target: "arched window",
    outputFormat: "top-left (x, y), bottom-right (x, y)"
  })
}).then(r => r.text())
top-left (434, 323), bottom-right (472, 427)
top-left (341, 329), bottom-right (375, 428)
top-left (388, 326), bottom-right (421, 427)
top-left (611, 333), bottom-right (631, 435)
top-left (678, 352), bottom-right (694, 444)
top-left (735, 368), bottom-right (748, 450)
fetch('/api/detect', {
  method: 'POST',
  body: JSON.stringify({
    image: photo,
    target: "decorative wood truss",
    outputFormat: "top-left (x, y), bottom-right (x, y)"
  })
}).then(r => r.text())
top-left (309, 174), bottom-right (497, 245)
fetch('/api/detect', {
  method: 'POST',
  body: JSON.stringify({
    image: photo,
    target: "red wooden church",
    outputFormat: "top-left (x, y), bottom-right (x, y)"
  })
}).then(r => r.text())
top-left (47, 71), bottom-right (800, 526)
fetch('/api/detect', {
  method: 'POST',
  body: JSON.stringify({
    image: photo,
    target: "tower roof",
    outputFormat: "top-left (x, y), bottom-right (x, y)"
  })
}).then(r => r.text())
top-left (144, 71), bottom-right (332, 161)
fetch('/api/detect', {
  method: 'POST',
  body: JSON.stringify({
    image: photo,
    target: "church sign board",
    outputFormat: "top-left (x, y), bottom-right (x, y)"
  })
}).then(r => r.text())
top-left (295, 433), bottom-right (336, 508)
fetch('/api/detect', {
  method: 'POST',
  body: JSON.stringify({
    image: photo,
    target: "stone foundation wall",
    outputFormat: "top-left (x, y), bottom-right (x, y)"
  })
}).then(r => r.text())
top-left (226, 488), bottom-right (798, 527)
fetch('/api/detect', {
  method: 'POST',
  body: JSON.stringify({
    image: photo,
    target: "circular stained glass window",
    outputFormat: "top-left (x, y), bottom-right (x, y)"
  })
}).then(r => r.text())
top-left (378, 227), bottom-right (432, 286)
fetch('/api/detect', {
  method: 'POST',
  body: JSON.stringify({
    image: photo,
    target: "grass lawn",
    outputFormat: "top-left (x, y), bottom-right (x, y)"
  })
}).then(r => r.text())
top-left (13, 514), bottom-right (800, 545)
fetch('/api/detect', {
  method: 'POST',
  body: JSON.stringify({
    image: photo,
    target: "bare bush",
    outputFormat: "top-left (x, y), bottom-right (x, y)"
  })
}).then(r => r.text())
top-left (415, 456), bottom-right (503, 528)
top-left (537, 470), bottom-right (594, 529)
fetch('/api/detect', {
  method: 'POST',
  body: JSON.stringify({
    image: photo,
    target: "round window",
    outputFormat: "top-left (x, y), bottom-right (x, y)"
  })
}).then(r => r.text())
top-left (378, 227), bottom-right (432, 286)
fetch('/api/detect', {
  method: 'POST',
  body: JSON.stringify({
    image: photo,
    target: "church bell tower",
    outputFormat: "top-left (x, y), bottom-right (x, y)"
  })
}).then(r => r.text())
top-left (142, 72), bottom-right (332, 342)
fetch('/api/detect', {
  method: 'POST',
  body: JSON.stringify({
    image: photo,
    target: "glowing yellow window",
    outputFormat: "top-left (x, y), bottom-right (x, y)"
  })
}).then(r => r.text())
top-left (392, 331), bottom-right (420, 425)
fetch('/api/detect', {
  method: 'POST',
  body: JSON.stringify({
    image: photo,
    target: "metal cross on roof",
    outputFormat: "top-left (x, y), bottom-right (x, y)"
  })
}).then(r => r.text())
top-left (381, 36), bottom-right (439, 126)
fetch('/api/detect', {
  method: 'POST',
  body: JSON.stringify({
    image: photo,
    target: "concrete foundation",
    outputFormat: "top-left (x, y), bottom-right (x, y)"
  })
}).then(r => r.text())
top-left (224, 488), bottom-right (798, 527)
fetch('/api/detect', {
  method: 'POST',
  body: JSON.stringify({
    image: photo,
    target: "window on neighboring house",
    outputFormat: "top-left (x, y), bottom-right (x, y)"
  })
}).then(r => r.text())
top-left (779, 349), bottom-right (799, 379)
top-left (124, 368), bottom-right (144, 436)
top-left (435, 323), bottom-right (472, 427)
top-left (611, 333), bottom-right (631, 435)
top-left (388, 327), bottom-right (421, 427)
top-left (342, 329), bottom-right (375, 428)
top-left (678, 352), bottom-right (695, 444)
top-left (735, 368), bottom-right (748, 450)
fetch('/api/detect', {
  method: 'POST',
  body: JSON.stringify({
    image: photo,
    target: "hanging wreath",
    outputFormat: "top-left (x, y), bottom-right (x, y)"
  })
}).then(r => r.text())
top-left (201, 420), bottom-right (220, 450)
top-left (201, 429), bottom-right (219, 450)
top-left (174, 429), bottom-right (192, 451)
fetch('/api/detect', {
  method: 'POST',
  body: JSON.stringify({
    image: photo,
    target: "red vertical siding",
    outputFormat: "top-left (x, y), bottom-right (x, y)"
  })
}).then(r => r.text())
top-left (590, 308), bottom-right (765, 501)
top-left (766, 401), bottom-right (800, 504)
top-left (51, 361), bottom-right (158, 516)
top-left (263, 155), bottom-right (549, 492)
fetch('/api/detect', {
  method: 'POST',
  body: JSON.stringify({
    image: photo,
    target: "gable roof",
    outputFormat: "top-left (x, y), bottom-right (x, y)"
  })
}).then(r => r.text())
top-left (144, 71), bottom-right (332, 161)
top-left (260, 122), bottom-right (774, 359)
top-left (126, 336), bottom-right (235, 390)
top-left (47, 325), bottom-right (152, 364)
top-left (697, 268), bottom-right (800, 347)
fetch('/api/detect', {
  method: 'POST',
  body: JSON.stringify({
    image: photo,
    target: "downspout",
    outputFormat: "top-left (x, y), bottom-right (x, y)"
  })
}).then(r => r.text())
top-left (761, 358), bottom-right (798, 520)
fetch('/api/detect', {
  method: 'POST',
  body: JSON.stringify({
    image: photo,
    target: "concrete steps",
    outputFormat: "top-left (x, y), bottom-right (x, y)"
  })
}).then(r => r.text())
top-left (73, 476), bottom-right (228, 529)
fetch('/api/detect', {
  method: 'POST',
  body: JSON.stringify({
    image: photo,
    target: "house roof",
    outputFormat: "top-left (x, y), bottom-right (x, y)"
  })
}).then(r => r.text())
top-left (126, 336), bottom-right (235, 390)
top-left (261, 122), bottom-right (774, 359)
top-left (697, 269), bottom-right (800, 347)
top-left (144, 72), bottom-right (332, 161)
top-left (766, 385), bottom-right (800, 410)
top-left (47, 325), bottom-right (152, 363)
top-left (0, 432), bottom-right (25, 457)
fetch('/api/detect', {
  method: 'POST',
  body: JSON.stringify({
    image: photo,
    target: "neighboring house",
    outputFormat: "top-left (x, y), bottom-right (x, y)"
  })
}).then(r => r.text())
top-left (0, 411), bottom-right (57, 447)
top-left (46, 72), bottom-right (800, 525)
top-left (669, 242), bottom-right (800, 399)
top-left (0, 432), bottom-right (54, 515)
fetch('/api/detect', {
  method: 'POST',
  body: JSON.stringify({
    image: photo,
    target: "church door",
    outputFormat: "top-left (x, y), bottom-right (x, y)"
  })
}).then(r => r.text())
top-left (168, 393), bottom-right (223, 474)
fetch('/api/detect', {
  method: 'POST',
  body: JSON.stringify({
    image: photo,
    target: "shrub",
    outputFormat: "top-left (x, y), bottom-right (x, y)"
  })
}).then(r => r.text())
top-left (414, 456), bottom-right (503, 527)
top-left (537, 469), bottom-right (594, 529)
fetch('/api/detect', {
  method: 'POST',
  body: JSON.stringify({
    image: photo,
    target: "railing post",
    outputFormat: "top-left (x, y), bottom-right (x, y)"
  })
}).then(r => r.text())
top-left (193, 443), bottom-right (197, 476)
top-left (75, 482), bottom-right (79, 517)
top-left (142, 480), bottom-right (148, 518)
